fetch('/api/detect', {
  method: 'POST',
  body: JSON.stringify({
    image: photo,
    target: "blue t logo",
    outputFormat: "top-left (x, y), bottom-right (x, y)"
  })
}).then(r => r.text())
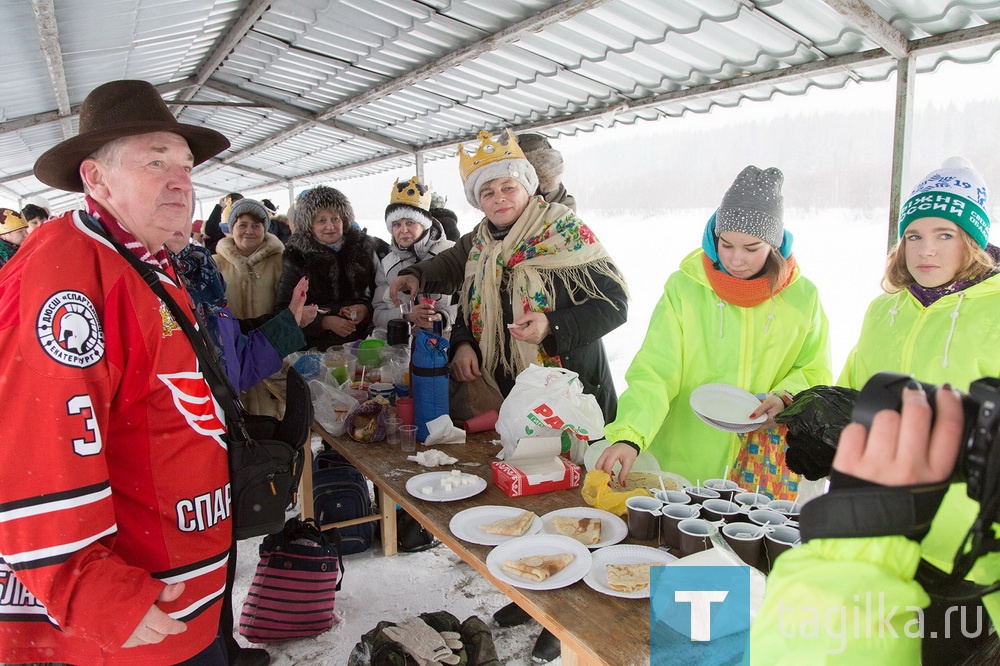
top-left (651, 566), bottom-right (751, 663)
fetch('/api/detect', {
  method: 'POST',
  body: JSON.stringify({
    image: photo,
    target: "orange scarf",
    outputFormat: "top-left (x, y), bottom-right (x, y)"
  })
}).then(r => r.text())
top-left (702, 253), bottom-right (797, 307)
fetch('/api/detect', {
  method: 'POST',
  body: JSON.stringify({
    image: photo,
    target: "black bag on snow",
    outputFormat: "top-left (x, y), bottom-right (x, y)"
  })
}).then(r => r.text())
top-left (313, 450), bottom-right (375, 555)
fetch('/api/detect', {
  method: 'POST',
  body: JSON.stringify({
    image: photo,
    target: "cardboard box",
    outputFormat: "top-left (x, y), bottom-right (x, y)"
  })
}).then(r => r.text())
top-left (491, 432), bottom-right (581, 497)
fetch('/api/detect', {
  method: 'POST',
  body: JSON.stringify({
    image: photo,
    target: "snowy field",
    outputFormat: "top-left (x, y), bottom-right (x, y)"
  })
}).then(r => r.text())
top-left (231, 207), bottom-right (926, 665)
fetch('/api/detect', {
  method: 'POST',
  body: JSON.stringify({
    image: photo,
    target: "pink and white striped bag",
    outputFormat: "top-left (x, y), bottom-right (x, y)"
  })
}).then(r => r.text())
top-left (239, 517), bottom-right (344, 643)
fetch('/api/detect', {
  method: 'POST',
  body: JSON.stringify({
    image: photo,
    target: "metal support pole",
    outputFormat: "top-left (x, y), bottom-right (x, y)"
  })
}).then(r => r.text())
top-left (888, 56), bottom-right (915, 252)
top-left (415, 152), bottom-right (425, 183)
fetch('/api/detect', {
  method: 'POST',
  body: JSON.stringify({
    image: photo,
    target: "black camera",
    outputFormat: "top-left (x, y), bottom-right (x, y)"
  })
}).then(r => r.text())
top-left (853, 372), bottom-right (1000, 510)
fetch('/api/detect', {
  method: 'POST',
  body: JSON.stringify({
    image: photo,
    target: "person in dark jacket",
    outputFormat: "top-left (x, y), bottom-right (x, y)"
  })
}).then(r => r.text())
top-left (517, 132), bottom-right (577, 211)
top-left (429, 191), bottom-right (462, 242)
top-left (275, 185), bottom-right (386, 350)
top-left (204, 192), bottom-right (243, 252)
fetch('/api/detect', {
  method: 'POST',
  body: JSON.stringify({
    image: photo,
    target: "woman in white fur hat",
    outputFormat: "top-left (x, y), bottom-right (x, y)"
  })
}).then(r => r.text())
top-left (372, 177), bottom-right (458, 331)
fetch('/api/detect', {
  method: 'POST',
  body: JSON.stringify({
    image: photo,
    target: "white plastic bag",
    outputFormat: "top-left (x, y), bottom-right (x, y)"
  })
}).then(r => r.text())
top-left (496, 365), bottom-right (604, 464)
top-left (308, 379), bottom-right (359, 436)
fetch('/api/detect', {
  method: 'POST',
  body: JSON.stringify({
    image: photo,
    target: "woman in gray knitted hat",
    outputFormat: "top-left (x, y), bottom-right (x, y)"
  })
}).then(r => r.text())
top-left (600, 165), bottom-right (832, 501)
top-left (274, 185), bottom-right (387, 350)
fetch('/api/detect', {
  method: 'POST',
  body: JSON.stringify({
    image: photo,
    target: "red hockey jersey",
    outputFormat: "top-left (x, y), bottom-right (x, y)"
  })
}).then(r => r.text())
top-left (0, 212), bottom-right (232, 664)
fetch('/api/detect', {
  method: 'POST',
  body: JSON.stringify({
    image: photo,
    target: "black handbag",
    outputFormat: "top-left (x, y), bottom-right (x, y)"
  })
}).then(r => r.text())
top-left (86, 215), bottom-right (311, 539)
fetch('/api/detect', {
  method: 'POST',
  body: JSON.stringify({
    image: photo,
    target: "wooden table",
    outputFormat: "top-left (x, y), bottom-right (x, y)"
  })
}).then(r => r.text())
top-left (266, 379), bottom-right (652, 665)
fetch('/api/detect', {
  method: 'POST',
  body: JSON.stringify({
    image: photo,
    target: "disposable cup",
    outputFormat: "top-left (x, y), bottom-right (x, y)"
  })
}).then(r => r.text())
top-left (748, 509), bottom-right (790, 528)
top-left (704, 478), bottom-right (743, 501)
top-left (685, 486), bottom-right (721, 505)
top-left (653, 489), bottom-right (691, 505)
top-left (701, 499), bottom-right (742, 523)
top-left (625, 496), bottom-right (663, 541)
top-left (768, 499), bottom-right (802, 518)
top-left (658, 503), bottom-right (701, 550)
top-left (463, 409), bottom-right (499, 433)
top-left (386, 417), bottom-right (402, 445)
top-left (722, 522), bottom-right (765, 570)
top-left (677, 518), bottom-right (717, 557)
top-left (399, 424), bottom-right (417, 453)
top-left (734, 492), bottom-right (772, 509)
top-left (765, 525), bottom-right (801, 572)
top-left (395, 397), bottom-right (415, 426)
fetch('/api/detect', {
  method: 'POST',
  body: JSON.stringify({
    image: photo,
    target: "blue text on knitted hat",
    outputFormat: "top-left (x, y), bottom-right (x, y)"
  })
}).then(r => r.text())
top-left (898, 156), bottom-right (990, 249)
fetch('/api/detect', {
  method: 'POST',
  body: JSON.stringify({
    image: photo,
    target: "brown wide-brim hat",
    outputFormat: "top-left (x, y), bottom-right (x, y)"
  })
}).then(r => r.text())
top-left (34, 80), bottom-right (230, 193)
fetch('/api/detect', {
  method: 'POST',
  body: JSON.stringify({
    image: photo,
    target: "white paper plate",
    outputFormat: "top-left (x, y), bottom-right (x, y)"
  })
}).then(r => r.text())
top-left (690, 384), bottom-right (766, 428)
top-left (449, 505), bottom-right (543, 546)
top-left (539, 507), bottom-right (628, 549)
top-left (695, 412), bottom-right (764, 435)
top-left (486, 535), bottom-right (593, 590)
top-left (583, 439), bottom-right (661, 474)
top-left (406, 471), bottom-right (487, 502)
top-left (584, 544), bottom-right (678, 599)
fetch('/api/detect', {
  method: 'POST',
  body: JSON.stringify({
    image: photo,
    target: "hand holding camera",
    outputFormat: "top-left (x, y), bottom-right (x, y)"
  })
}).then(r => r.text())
top-left (835, 380), bottom-right (964, 487)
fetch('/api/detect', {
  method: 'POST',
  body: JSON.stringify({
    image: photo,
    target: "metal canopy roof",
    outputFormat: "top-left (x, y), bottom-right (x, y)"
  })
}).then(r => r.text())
top-left (3, 0), bottom-right (1000, 213)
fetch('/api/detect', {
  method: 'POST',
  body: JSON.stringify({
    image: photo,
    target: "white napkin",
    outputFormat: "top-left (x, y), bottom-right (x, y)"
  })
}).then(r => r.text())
top-left (422, 414), bottom-right (466, 446)
top-left (407, 449), bottom-right (459, 467)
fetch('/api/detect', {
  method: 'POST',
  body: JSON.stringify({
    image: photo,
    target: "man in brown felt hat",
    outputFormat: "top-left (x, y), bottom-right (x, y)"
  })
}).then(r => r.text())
top-left (0, 80), bottom-right (241, 666)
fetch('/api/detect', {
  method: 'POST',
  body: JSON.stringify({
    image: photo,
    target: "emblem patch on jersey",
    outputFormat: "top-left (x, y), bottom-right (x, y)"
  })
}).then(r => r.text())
top-left (160, 372), bottom-right (227, 440)
top-left (36, 291), bottom-right (105, 368)
top-left (160, 301), bottom-right (180, 337)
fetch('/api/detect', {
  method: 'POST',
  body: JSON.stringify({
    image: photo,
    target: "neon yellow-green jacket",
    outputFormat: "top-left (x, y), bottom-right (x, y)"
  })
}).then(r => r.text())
top-left (604, 249), bottom-right (832, 483)
top-left (752, 273), bottom-right (1000, 663)
top-left (839, 273), bottom-right (1000, 391)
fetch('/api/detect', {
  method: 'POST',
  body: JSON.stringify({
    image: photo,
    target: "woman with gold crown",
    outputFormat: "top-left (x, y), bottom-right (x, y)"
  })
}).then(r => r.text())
top-left (373, 177), bottom-right (458, 332)
top-left (390, 129), bottom-right (629, 662)
top-left (392, 129), bottom-right (629, 420)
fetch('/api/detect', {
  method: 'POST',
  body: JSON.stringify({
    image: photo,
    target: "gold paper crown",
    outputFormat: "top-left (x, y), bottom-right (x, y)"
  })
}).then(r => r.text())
top-left (389, 177), bottom-right (432, 211)
top-left (457, 129), bottom-right (526, 182)
top-left (0, 208), bottom-right (27, 235)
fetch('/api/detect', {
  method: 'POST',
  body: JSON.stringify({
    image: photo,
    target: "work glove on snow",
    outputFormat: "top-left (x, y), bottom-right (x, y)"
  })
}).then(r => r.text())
top-left (382, 617), bottom-right (461, 665)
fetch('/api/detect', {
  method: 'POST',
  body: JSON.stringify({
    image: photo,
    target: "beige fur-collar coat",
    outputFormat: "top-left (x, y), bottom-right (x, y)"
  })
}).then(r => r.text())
top-left (214, 233), bottom-right (285, 319)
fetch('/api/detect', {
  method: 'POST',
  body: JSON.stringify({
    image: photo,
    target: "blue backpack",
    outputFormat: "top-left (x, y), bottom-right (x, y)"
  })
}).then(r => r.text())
top-left (312, 450), bottom-right (374, 555)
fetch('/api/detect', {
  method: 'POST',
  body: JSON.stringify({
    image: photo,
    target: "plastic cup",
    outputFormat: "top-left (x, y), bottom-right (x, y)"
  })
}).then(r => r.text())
top-left (734, 492), bottom-right (772, 509)
top-left (386, 417), bottom-right (402, 445)
top-left (346, 388), bottom-right (368, 404)
top-left (765, 525), bottom-right (801, 572)
top-left (625, 496), bottom-right (663, 541)
top-left (685, 486), bottom-right (721, 505)
top-left (768, 499), bottom-right (802, 518)
top-left (704, 479), bottom-right (743, 501)
top-left (677, 518), bottom-right (717, 557)
top-left (658, 503), bottom-right (700, 550)
top-left (463, 409), bottom-right (499, 433)
top-left (701, 499), bottom-right (742, 523)
top-left (395, 397), bottom-right (415, 426)
top-left (399, 424), bottom-right (417, 453)
top-left (722, 522), bottom-right (766, 570)
top-left (654, 489), bottom-right (691, 505)
top-left (748, 509), bottom-right (790, 528)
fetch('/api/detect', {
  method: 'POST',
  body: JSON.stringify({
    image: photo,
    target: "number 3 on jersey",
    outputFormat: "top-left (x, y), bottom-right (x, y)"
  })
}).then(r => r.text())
top-left (67, 395), bottom-right (103, 456)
